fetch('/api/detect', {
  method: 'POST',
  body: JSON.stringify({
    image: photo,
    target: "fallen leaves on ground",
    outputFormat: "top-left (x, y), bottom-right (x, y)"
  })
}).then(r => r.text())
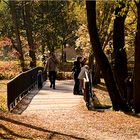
top-left (0, 80), bottom-right (140, 140)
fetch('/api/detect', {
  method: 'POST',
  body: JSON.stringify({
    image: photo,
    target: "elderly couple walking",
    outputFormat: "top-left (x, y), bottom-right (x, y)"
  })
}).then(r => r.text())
top-left (72, 56), bottom-right (89, 95)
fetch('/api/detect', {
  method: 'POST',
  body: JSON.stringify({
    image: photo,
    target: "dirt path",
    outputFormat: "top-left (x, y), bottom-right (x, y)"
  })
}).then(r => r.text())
top-left (1, 80), bottom-right (140, 140)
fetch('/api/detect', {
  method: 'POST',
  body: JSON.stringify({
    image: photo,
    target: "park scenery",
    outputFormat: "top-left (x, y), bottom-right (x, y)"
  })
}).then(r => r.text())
top-left (0, 0), bottom-right (140, 140)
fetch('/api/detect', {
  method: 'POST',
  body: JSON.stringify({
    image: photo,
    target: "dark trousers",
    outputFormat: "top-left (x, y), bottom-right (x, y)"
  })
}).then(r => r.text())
top-left (49, 71), bottom-right (56, 88)
top-left (37, 74), bottom-right (43, 89)
top-left (73, 77), bottom-right (80, 94)
top-left (38, 82), bottom-right (43, 89)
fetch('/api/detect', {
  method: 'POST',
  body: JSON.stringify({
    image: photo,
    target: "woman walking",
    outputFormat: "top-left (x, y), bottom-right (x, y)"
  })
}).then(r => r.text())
top-left (44, 52), bottom-right (59, 89)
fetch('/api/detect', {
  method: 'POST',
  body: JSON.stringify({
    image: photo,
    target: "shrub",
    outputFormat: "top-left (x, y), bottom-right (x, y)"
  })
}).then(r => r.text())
top-left (57, 72), bottom-right (73, 80)
top-left (0, 61), bottom-right (21, 79)
top-left (58, 62), bottom-right (73, 72)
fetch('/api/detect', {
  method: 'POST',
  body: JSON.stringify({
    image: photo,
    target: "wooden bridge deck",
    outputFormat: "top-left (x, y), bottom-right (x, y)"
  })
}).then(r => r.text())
top-left (12, 80), bottom-right (84, 114)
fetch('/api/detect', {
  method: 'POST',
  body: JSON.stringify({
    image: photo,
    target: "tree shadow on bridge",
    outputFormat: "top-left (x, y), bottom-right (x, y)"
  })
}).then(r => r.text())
top-left (0, 116), bottom-right (85, 140)
top-left (0, 124), bottom-right (32, 139)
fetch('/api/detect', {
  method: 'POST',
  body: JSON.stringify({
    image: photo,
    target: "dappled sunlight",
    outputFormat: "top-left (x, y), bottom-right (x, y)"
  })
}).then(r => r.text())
top-left (0, 0), bottom-right (140, 138)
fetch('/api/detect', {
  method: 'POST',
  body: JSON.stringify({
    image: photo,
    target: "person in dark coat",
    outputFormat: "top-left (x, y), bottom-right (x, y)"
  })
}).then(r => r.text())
top-left (72, 56), bottom-right (82, 95)
top-left (37, 70), bottom-right (43, 89)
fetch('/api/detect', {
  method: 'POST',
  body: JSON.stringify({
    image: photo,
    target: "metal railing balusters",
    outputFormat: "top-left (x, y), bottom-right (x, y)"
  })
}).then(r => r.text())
top-left (7, 67), bottom-right (45, 111)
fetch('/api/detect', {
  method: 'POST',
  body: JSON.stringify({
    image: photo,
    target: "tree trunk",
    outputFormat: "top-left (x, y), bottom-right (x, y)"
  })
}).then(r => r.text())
top-left (113, 2), bottom-right (128, 103)
top-left (134, 1), bottom-right (140, 113)
top-left (88, 52), bottom-right (94, 70)
top-left (88, 53), bottom-right (98, 85)
top-left (41, 42), bottom-right (46, 65)
top-left (9, 1), bottom-right (25, 71)
top-left (61, 43), bottom-right (64, 62)
top-left (93, 63), bottom-right (101, 85)
top-left (89, 54), bottom-right (101, 85)
top-left (86, 0), bottom-right (127, 111)
top-left (40, 12), bottom-right (46, 65)
top-left (24, 2), bottom-right (36, 67)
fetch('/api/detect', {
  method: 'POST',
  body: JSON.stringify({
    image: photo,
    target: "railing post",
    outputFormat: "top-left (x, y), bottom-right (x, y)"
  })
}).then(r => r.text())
top-left (83, 71), bottom-right (90, 109)
top-left (84, 81), bottom-right (90, 108)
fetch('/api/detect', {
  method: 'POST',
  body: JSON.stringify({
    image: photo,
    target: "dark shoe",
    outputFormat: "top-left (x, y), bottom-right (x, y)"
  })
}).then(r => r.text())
top-left (78, 90), bottom-right (83, 95)
top-left (53, 86), bottom-right (55, 89)
top-left (50, 84), bottom-right (52, 88)
top-left (73, 92), bottom-right (77, 95)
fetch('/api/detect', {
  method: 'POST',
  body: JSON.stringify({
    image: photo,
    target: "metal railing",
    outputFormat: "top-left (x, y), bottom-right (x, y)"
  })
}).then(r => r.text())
top-left (7, 66), bottom-right (45, 111)
top-left (83, 71), bottom-right (90, 109)
top-left (83, 70), bottom-right (97, 110)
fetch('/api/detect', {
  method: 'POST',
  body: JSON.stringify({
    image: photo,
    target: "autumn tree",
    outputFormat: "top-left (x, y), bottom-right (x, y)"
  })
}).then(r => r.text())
top-left (9, 1), bottom-right (25, 71)
top-left (93, 1), bottom-right (114, 84)
top-left (75, 1), bottom-right (114, 84)
top-left (24, 1), bottom-right (36, 67)
top-left (113, 1), bottom-right (129, 104)
top-left (133, 0), bottom-right (140, 113)
top-left (86, 0), bottom-right (133, 111)
top-left (86, 0), bottom-right (120, 110)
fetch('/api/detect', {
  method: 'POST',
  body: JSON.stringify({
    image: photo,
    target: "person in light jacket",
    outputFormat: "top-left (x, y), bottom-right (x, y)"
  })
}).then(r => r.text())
top-left (44, 52), bottom-right (59, 89)
top-left (78, 65), bottom-right (89, 91)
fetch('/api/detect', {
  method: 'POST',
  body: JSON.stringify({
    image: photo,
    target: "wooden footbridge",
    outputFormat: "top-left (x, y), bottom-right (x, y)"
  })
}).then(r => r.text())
top-left (7, 66), bottom-right (140, 114)
top-left (7, 67), bottom-right (86, 114)
top-left (14, 80), bottom-right (83, 114)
